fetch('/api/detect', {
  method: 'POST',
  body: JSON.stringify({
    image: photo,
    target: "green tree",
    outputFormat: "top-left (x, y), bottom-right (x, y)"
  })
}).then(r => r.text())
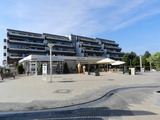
top-left (122, 53), bottom-right (130, 66)
top-left (63, 62), bottom-right (69, 73)
top-left (17, 64), bottom-right (24, 74)
top-left (132, 56), bottom-right (139, 67)
top-left (129, 52), bottom-right (137, 60)
top-left (144, 51), bottom-right (151, 58)
top-left (142, 51), bottom-right (151, 70)
top-left (122, 52), bottom-right (137, 67)
top-left (147, 52), bottom-right (160, 70)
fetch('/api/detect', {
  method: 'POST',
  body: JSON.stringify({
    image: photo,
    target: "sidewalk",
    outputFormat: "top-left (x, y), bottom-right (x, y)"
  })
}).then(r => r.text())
top-left (0, 72), bottom-right (160, 112)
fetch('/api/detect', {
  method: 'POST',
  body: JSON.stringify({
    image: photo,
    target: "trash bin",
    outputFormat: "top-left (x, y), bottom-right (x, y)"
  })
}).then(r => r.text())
top-left (131, 68), bottom-right (135, 75)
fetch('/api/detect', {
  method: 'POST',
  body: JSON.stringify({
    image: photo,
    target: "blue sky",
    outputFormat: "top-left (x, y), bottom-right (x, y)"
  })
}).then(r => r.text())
top-left (0, 0), bottom-right (160, 65)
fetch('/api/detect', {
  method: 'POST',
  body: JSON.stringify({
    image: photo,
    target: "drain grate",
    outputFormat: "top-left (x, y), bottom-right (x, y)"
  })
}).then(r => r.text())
top-left (54, 89), bottom-right (71, 94)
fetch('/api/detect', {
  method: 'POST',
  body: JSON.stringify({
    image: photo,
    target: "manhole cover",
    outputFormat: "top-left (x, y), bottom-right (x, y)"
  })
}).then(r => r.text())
top-left (54, 89), bottom-right (71, 94)
top-left (108, 79), bottom-right (114, 81)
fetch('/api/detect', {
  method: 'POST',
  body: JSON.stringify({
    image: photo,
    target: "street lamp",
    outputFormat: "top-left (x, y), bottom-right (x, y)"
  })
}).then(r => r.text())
top-left (130, 59), bottom-right (132, 68)
top-left (47, 43), bottom-right (54, 82)
top-left (139, 55), bottom-right (142, 73)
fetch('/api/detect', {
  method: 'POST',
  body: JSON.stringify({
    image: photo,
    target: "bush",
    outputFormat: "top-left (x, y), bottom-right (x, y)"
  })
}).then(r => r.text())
top-left (63, 62), bottom-right (69, 74)
top-left (37, 65), bottom-right (42, 75)
top-left (17, 64), bottom-right (24, 74)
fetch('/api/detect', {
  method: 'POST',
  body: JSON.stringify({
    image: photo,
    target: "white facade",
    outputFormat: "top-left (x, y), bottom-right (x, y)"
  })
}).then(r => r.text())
top-left (19, 55), bottom-right (104, 75)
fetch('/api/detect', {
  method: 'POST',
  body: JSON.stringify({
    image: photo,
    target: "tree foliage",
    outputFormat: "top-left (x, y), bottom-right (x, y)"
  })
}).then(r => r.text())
top-left (122, 51), bottom-right (151, 71)
top-left (147, 52), bottom-right (160, 70)
top-left (122, 51), bottom-right (138, 67)
top-left (17, 64), bottom-right (24, 74)
top-left (63, 62), bottom-right (69, 73)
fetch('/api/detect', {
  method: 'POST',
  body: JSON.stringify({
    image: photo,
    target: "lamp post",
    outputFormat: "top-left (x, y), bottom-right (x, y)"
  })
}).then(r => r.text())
top-left (139, 55), bottom-right (142, 73)
top-left (47, 43), bottom-right (54, 82)
top-left (130, 59), bottom-right (132, 68)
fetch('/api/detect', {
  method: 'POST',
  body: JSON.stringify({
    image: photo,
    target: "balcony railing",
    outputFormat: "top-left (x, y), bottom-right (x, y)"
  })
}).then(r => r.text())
top-left (45, 37), bottom-right (71, 42)
top-left (79, 38), bottom-right (99, 43)
top-left (8, 48), bottom-right (46, 52)
top-left (82, 44), bottom-right (101, 48)
top-left (8, 39), bottom-right (44, 45)
top-left (106, 46), bottom-right (122, 50)
top-left (55, 44), bottom-right (73, 48)
top-left (85, 49), bottom-right (104, 53)
top-left (8, 32), bottom-right (43, 39)
top-left (52, 49), bottom-right (76, 53)
top-left (9, 56), bottom-right (23, 59)
top-left (103, 41), bottom-right (119, 46)
top-left (107, 51), bottom-right (124, 55)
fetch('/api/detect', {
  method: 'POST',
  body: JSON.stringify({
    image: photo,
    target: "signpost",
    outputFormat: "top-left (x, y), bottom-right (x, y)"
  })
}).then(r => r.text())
top-left (42, 63), bottom-right (47, 81)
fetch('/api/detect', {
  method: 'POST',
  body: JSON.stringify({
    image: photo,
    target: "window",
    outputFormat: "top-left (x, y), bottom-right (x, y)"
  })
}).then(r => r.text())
top-left (4, 53), bottom-right (6, 56)
top-left (4, 46), bottom-right (6, 49)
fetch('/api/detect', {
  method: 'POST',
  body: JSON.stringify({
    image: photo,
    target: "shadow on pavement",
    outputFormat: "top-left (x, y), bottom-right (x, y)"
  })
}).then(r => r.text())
top-left (0, 107), bottom-right (156, 120)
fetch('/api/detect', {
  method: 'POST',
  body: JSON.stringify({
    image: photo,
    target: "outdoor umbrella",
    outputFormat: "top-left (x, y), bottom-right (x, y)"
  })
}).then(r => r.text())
top-left (111, 60), bottom-right (125, 66)
top-left (97, 58), bottom-right (115, 71)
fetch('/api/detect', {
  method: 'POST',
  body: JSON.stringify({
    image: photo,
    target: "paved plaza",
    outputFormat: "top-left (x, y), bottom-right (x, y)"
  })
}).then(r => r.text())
top-left (0, 71), bottom-right (160, 119)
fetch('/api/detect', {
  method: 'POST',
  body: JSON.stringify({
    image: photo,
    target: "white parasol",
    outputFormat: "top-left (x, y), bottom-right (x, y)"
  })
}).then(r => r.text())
top-left (111, 60), bottom-right (125, 66)
top-left (97, 58), bottom-right (116, 71)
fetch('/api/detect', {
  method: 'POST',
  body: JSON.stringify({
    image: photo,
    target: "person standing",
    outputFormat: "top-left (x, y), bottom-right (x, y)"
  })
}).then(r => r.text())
top-left (77, 63), bottom-right (81, 73)
top-left (83, 65), bottom-right (86, 74)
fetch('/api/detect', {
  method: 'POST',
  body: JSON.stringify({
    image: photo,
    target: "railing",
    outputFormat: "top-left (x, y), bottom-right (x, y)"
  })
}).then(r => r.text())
top-left (9, 48), bottom-right (46, 52)
top-left (8, 32), bottom-right (43, 39)
top-left (8, 39), bottom-right (44, 45)
top-left (82, 43), bottom-right (101, 48)
top-left (52, 49), bottom-right (76, 53)
top-left (79, 39), bottom-right (98, 43)
top-left (46, 37), bottom-right (71, 42)
top-left (103, 41), bottom-right (119, 46)
top-left (107, 51), bottom-right (124, 54)
top-left (55, 44), bottom-right (73, 48)
top-left (9, 56), bottom-right (23, 59)
top-left (106, 46), bottom-right (122, 50)
top-left (85, 49), bottom-right (104, 53)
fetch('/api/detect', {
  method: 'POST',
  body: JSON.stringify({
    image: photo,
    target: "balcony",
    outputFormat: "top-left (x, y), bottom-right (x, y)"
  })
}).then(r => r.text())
top-left (9, 56), bottom-right (23, 59)
top-left (52, 49), bottom-right (76, 54)
top-left (106, 46), bottom-right (122, 50)
top-left (55, 43), bottom-right (73, 48)
top-left (103, 41), bottom-right (119, 46)
top-left (45, 37), bottom-right (71, 42)
top-left (8, 48), bottom-right (46, 52)
top-left (8, 32), bottom-right (43, 39)
top-left (85, 49), bottom-right (104, 53)
top-left (107, 50), bottom-right (124, 55)
top-left (82, 43), bottom-right (101, 48)
top-left (79, 38), bottom-right (99, 43)
top-left (8, 39), bottom-right (44, 46)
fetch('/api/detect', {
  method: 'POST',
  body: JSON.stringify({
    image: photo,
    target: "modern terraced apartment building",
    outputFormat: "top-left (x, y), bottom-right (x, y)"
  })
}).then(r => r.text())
top-left (3, 29), bottom-right (124, 67)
